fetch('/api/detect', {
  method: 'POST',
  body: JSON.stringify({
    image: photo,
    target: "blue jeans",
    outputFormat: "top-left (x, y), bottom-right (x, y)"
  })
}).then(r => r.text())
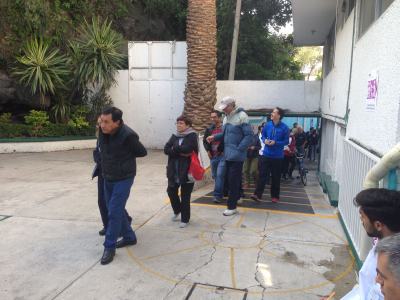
top-left (103, 177), bottom-right (136, 249)
top-left (211, 156), bottom-right (225, 199)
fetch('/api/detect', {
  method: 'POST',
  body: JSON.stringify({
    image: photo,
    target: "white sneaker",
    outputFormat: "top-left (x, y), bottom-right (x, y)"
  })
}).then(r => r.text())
top-left (237, 199), bottom-right (243, 205)
top-left (179, 222), bottom-right (188, 228)
top-left (171, 214), bottom-right (180, 222)
top-left (223, 209), bottom-right (238, 216)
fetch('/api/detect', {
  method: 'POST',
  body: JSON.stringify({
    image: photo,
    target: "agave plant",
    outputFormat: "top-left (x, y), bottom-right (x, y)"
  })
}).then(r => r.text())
top-left (73, 17), bottom-right (126, 92)
top-left (12, 37), bottom-right (70, 107)
top-left (50, 95), bottom-right (71, 124)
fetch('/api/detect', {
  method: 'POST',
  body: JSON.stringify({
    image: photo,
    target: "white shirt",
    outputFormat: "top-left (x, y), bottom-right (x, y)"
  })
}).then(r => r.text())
top-left (341, 245), bottom-right (383, 300)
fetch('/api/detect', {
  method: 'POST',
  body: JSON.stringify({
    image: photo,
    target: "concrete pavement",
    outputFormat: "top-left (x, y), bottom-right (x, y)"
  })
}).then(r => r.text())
top-left (0, 150), bottom-right (356, 299)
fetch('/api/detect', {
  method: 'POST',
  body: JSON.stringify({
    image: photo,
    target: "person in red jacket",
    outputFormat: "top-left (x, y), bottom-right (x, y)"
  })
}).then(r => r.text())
top-left (282, 128), bottom-right (297, 180)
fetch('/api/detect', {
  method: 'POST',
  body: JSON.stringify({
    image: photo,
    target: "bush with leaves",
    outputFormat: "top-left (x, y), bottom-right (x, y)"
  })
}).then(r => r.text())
top-left (12, 37), bottom-right (70, 107)
top-left (0, 113), bottom-right (12, 124)
top-left (24, 110), bottom-right (51, 137)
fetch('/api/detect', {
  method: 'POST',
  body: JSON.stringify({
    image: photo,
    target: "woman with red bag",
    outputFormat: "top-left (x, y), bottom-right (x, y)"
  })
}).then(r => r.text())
top-left (164, 115), bottom-right (198, 228)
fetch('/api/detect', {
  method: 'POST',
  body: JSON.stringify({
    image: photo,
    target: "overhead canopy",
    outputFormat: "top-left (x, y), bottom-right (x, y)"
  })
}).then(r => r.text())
top-left (292, 0), bottom-right (337, 46)
top-left (247, 109), bottom-right (321, 118)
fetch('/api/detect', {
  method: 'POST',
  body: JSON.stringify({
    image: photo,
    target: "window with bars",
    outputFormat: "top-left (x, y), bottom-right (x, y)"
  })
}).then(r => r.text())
top-left (358, 0), bottom-right (395, 38)
top-left (336, 0), bottom-right (356, 32)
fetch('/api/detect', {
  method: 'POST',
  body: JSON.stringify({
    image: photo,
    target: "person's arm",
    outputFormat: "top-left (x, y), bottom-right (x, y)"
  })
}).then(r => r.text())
top-left (127, 133), bottom-right (147, 157)
top-left (237, 122), bottom-right (254, 151)
top-left (274, 126), bottom-right (290, 147)
top-left (203, 127), bottom-right (212, 152)
top-left (164, 135), bottom-right (178, 156)
top-left (261, 125), bottom-right (268, 145)
top-left (175, 133), bottom-right (198, 154)
top-left (254, 135), bottom-right (262, 151)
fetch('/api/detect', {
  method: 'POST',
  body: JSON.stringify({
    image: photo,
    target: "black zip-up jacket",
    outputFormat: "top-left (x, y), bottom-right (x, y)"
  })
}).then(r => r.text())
top-left (164, 132), bottom-right (198, 187)
top-left (99, 124), bottom-right (147, 181)
top-left (203, 124), bottom-right (224, 154)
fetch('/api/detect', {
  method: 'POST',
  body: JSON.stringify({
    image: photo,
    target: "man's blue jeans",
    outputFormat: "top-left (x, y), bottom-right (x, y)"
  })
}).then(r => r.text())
top-left (103, 177), bottom-right (136, 249)
top-left (211, 156), bottom-right (225, 199)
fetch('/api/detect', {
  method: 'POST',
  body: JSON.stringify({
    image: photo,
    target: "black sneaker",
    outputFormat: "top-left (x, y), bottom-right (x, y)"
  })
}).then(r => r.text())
top-left (213, 197), bottom-right (222, 203)
top-left (99, 228), bottom-right (106, 236)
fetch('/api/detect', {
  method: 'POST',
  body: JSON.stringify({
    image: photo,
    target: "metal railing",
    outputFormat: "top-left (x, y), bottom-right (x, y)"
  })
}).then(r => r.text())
top-left (338, 139), bottom-right (381, 260)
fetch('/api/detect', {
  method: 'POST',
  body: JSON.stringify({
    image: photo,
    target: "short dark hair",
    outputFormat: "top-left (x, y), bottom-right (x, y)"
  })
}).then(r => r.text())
top-left (275, 107), bottom-right (285, 120)
top-left (176, 115), bottom-right (192, 127)
top-left (102, 107), bottom-right (123, 123)
top-left (211, 110), bottom-right (222, 118)
top-left (354, 188), bottom-right (400, 232)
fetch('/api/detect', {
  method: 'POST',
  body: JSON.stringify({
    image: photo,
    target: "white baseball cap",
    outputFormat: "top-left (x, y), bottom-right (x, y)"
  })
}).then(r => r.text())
top-left (218, 96), bottom-right (235, 110)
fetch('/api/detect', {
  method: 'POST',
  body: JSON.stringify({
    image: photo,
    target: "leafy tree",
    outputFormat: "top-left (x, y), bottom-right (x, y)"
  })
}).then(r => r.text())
top-left (217, 0), bottom-right (302, 80)
top-left (294, 46), bottom-right (323, 80)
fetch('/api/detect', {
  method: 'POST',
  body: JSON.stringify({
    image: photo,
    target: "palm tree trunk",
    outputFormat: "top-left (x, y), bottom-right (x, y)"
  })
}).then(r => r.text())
top-left (184, 0), bottom-right (217, 132)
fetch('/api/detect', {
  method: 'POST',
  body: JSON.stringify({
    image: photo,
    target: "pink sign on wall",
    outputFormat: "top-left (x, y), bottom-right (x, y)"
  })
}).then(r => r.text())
top-left (366, 71), bottom-right (378, 111)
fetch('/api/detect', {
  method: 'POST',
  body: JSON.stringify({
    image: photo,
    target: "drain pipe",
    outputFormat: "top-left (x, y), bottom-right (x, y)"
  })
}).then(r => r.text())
top-left (363, 143), bottom-right (400, 189)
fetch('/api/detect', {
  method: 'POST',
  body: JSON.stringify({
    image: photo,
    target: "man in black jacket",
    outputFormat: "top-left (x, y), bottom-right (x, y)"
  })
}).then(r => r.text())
top-left (203, 110), bottom-right (225, 203)
top-left (98, 107), bottom-right (147, 265)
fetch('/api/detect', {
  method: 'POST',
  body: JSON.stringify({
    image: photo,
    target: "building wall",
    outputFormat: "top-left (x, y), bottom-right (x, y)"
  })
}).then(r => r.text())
top-left (320, 11), bottom-right (355, 120)
top-left (108, 40), bottom-right (321, 149)
top-left (216, 80), bottom-right (320, 112)
top-left (346, 1), bottom-right (400, 155)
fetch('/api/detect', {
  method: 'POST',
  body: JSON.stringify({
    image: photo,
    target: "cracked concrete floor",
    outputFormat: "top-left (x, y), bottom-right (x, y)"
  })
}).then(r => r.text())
top-left (0, 150), bottom-right (356, 300)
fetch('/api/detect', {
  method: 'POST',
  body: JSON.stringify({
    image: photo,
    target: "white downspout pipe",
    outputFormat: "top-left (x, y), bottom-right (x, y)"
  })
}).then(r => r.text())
top-left (363, 143), bottom-right (400, 188)
top-left (359, 143), bottom-right (400, 260)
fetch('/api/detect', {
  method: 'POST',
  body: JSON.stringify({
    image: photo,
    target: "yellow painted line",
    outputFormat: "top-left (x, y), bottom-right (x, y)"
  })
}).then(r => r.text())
top-left (262, 251), bottom-right (355, 295)
top-left (191, 202), bottom-right (337, 219)
top-left (142, 243), bottom-right (209, 261)
top-left (199, 195), bottom-right (331, 208)
top-left (230, 248), bottom-right (237, 289)
top-left (126, 248), bottom-right (178, 284)
top-left (303, 218), bottom-right (347, 244)
top-left (266, 221), bottom-right (305, 232)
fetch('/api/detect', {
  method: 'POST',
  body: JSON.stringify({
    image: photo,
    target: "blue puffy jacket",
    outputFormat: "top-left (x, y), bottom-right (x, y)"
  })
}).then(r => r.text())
top-left (215, 108), bottom-right (253, 162)
top-left (262, 120), bottom-right (289, 159)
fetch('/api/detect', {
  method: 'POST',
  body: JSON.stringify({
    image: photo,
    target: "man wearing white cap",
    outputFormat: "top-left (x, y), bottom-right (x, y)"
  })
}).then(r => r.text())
top-left (206, 96), bottom-right (253, 216)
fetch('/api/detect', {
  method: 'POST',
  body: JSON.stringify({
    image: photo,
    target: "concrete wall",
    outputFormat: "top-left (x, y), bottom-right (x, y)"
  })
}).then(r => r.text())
top-left (216, 80), bottom-right (321, 112)
top-left (346, 2), bottom-right (400, 155)
top-left (109, 77), bottom-right (321, 149)
top-left (320, 11), bottom-right (355, 119)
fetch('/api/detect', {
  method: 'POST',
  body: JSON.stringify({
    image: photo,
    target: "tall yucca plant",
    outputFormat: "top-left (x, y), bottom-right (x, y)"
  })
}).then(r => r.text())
top-left (73, 17), bottom-right (126, 92)
top-left (12, 38), bottom-right (69, 107)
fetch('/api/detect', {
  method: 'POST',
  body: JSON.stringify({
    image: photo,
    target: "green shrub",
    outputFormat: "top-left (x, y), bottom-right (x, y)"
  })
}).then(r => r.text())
top-left (0, 123), bottom-right (30, 137)
top-left (0, 113), bottom-right (12, 124)
top-left (24, 110), bottom-right (51, 137)
top-left (24, 110), bottom-right (50, 127)
top-left (0, 122), bottom-right (94, 138)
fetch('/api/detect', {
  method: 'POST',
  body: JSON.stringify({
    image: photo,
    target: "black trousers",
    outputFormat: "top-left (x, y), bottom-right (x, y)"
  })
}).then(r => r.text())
top-left (282, 155), bottom-right (296, 177)
top-left (225, 161), bottom-right (244, 210)
top-left (167, 182), bottom-right (195, 223)
top-left (98, 173), bottom-right (132, 229)
top-left (255, 156), bottom-right (283, 199)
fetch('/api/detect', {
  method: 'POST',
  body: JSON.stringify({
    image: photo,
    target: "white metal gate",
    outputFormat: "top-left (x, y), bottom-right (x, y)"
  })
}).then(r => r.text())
top-left (128, 41), bottom-right (187, 149)
top-left (338, 139), bottom-right (380, 260)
